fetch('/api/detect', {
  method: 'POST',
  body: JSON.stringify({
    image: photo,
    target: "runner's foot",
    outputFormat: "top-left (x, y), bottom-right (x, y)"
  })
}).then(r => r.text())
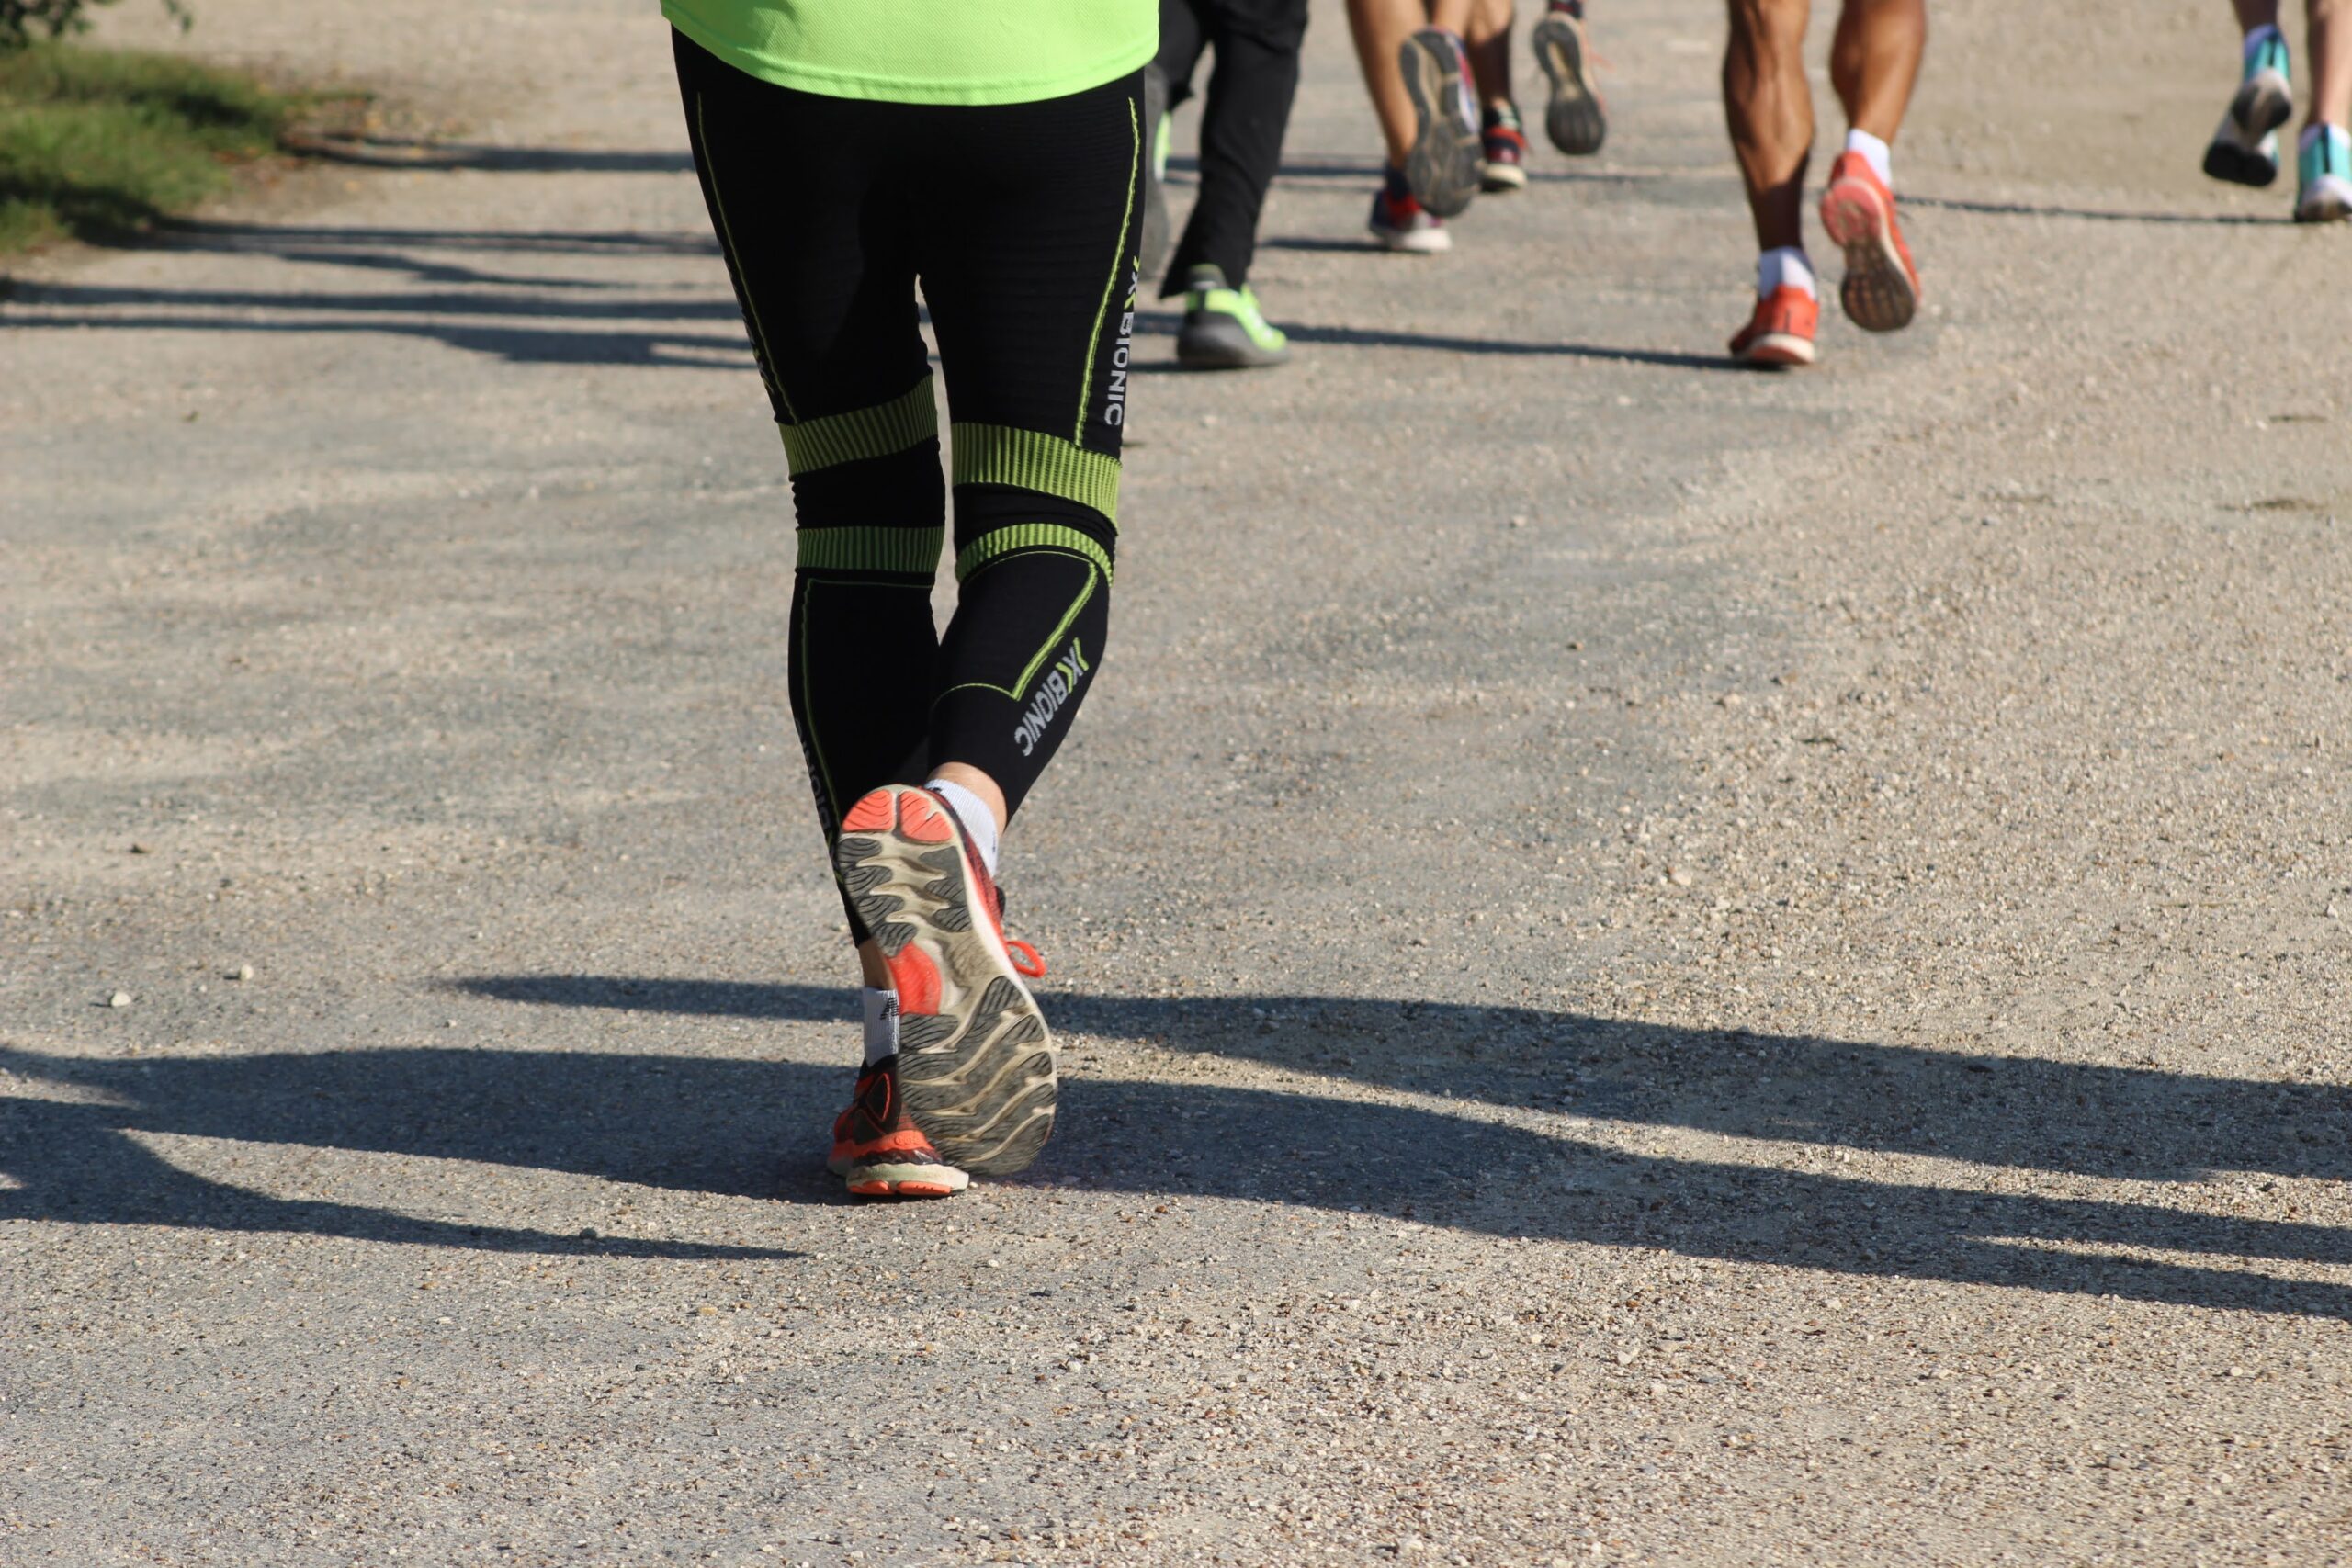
top-left (1532, 0), bottom-right (1606, 156)
top-left (1175, 265), bottom-right (1291, 368)
top-left (1481, 104), bottom-right (1530, 192)
top-left (834, 784), bottom-right (1056, 1177)
top-left (1729, 285), bottom-right (1819, 367)
top-left (2296, 124), bottom-right (2352, 222)
top-left (1398, 27), bottom-right (1485, 217)
top-left (2204, 29), bottom-right (2293, 188)
top-left (828, 1055), bottom-right (970, 1198)
top-left (1368, 177), bottom-right (1452, 252)
top-left (1817, 151), bottom-right (1920, 333)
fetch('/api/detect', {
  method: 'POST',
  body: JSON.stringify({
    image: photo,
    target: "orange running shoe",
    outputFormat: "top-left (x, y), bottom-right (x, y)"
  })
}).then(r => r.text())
top-left (829, 1056), bottom-right (969, 1198)
top-left (833, 784), bottom-right (1055, 1176)
top-left (1729, 285), bottom-right (1819, 367)
top-left (1817, 152), bottom-right (1920, 333)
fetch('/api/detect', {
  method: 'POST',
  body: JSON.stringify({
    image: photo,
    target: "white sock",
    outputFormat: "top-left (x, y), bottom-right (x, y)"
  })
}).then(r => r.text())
top-left (1758, 245), bottom-right (1817, 299)
top-left (925, 777), bottom-right (1001, 876)
top-left (861, 987), bottom-right (899, 1066)
top-left (2245, 23), bottom-right (2285, 65)
top-left (1844, 129), bottom-right (1893, 188)
top-left (2301, 122), bottom-right (2348, 154)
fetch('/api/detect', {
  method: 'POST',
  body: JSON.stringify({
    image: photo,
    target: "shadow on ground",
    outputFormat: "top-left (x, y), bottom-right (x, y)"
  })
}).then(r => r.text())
top-left (4, 980), bottom-right (2344, 1315)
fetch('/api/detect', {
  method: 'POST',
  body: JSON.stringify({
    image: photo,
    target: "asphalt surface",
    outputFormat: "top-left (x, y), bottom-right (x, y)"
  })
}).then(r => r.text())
top-left (5, 1), bottom-right (2350, 1563)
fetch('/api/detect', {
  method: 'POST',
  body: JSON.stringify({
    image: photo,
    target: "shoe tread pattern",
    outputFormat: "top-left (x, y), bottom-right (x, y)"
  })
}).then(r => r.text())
top-left (1400, 32), bottom-right (1484, 218)
top-left (1533, 14), bottom-right (1607, 156)
top-left (833, 788), bottom-right (1056, 1176)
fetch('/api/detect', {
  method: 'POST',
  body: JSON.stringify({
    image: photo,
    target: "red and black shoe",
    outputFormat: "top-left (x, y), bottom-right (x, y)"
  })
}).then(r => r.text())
top-left (833, 784), bottom-right (1055, 1176)
top-left (828, 1055), bottom-right (968, 1199)
top-left (1481, 104), bottom-right (1530, 193)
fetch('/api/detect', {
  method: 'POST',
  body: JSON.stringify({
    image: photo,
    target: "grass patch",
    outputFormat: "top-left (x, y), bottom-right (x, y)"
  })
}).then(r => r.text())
top-left (0, 42), bottom-right (297, 252)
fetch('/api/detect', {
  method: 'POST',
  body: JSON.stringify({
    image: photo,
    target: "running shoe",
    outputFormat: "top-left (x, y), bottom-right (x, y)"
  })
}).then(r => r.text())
top-left (1482, 104), bottom-right (1530, 192)
top-left (1532, 0), bottom-right (1607, 156)
top-left (1175, 264), bottom-right (1291, 368)
top-left (2296, 124), bottom-right (2352, 222)
top-left (1728, 285), bottom-right (1819, 367)
top-left (1817, 151), bottom-right (1920, 333)
top-left (1141, 62), bottom-right (1174, 276)
top-left (1397, 27), bottom-right (1485, 217)
top-left (833, 784), bottom-right (1055, 1176)
top-left (828, 1055), bottom-right (969, 1198)
top-left (1368, 180), bottom-right (1452, 253)
top-left (2204, 30), bottom-right (2293, 188)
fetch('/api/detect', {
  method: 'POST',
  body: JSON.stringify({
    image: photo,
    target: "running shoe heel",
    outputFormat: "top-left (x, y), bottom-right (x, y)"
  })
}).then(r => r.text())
top-left (833, 785), bottom-right (1057, 1177)
top-left (1398, 28), bottom-right (1484, 218)
top-left (1532, 6), bottom-right (1607, 156)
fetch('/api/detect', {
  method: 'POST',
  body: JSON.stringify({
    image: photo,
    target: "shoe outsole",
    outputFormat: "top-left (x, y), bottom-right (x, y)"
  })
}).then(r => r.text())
top-left (1481, 161), bottom-right (1528, 193)
top-left (2206, 74), bottom-right (2291, 187)
top-left (2297, 189), bottom-right (2352, 222)
top-left (1177, 314), bottom-right (1290, 369)
top-left (1819, 177), bottom-right (1918, 333)
top-left (1532, 13), bottom-right (1607, 156)
top-left (1399, 30), bottom-right (1484, 218)
top-left (1735, 332), bottom-right (1816, 367)
top-left (1369, 218), bottom-right (1452, 254)
top-left (835, 786), bottom-right (1056, 1178)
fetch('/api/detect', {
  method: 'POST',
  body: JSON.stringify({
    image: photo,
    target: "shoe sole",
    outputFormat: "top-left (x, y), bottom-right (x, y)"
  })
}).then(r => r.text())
top-left (1399, 30), bottom-right (1484, 218)
top-left (834, 786), bottom-right (1056, 1177)
top-left (1481, 161), bottom-right (1529, 193)
top-left (1140, 64), bottom-right (1172, 276)
top-left (1177, 317), bottom-right (1290, 369)
top-left (1819, 177), bottom-right (1918, 333)
top-left (2206, 74), bottom-right (2291, 186)
top-left (1368, 215), bottom-right (1453, 253)
top-left (1735, 331), bottom-right (1816, 367)
top-left (1532, 14), bottom-right (1607, 156)
top-left (2296, 190), bottom-right (2352, 222)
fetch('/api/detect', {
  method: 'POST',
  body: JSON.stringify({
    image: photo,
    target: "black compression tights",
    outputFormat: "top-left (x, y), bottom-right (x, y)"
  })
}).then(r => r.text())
top-left (675, 35), bottom-right (1144, 935)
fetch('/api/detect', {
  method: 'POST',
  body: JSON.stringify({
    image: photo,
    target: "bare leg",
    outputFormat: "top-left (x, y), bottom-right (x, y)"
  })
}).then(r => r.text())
top-left (1724, 0), bottom-right (1813, 253)
top-left (1829, 0), bottom-right (1927, 145)
top-left (1465, 0), bottom-right (1517, 108)
top-left (2311, 0), bottom-right (2352, 128)
top-left (1348, 0), bottom-right (1426, 166)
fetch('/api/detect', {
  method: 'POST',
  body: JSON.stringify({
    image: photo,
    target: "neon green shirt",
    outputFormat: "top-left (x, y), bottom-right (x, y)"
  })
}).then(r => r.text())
top-left (664, 0), bottom-right (1157, 106)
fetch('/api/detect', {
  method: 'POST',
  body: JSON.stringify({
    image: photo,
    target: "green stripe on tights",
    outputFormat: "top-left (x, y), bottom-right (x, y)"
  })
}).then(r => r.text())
top-left (951, 423), bottom-right (1122, 522)
top-left (779, 378), bottom-right (939, 473)
top-left (795, 525), bottom-right (944, 575)
top-left (955, 523), bottom-right (1114, 585)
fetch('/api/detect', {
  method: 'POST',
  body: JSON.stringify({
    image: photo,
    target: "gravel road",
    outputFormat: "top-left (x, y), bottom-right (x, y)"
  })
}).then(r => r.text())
top-left (5, 1), bottom-right (2349, 1562)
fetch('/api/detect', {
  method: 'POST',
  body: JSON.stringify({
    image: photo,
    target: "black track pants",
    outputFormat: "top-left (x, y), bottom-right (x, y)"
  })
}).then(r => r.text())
top-left (674, 34), bottom-right (1144, 936)
top-left (1155, 0), bottom-right (1307, 296)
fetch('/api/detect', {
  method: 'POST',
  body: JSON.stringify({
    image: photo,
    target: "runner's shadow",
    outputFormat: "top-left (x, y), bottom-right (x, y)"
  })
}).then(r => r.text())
top-left (1905, 194), bottom-right (2280, 227)
top-left (1129, 308), bottom-right (1739, 371)
top-left (2, 1030), bottom-right (2345, 1317)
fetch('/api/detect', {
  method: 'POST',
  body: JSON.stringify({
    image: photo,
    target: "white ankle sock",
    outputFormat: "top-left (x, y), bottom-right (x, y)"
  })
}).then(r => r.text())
top-left (1844, 129), bottom-right (1893, 188)
top-left (2301, 122), bottom-right (2348, 154)
top-left (1758, 245), bottom-right (1817, 299)
top-left (2245, 23), bottom-right (2285, 65)
top-left (925, 777), bottom-right (1001, 876)
top-left (861, 987), bottom-right (899, 1066)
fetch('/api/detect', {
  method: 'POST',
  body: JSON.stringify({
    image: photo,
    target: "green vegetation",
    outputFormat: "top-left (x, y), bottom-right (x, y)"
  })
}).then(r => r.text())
top-left (0, 42), bottom-right (290, 253)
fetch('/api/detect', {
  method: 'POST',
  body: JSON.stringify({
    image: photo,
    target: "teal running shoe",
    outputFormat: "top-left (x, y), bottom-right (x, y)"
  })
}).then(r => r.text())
top-left (1174, 265), bottom-right (1290, 370)
top-left (2296, 124), bottom-right (2352, 222)
top-left (2205, 29), bottom-right (2293, 187)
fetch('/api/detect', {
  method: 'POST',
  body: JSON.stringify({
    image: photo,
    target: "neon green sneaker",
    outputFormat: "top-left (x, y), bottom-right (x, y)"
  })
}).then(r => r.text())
top-left (1174, 265), bottom-right (1290, 370)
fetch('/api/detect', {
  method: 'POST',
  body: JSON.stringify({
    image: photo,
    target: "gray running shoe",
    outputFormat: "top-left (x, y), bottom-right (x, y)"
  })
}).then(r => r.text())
top-left (1532, 0), bottom-right (1608, 156)
top-left (1398, 27), bottom-right (1484, 218)
top-left (1175, 265), bottom-right (1291, 369)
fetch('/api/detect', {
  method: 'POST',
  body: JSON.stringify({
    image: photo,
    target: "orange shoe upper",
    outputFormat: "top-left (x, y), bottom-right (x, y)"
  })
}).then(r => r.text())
top-left (1824, 151), bottom-right (1919, 289)
top-left (1729, 285), bottom-right (1819, 357)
